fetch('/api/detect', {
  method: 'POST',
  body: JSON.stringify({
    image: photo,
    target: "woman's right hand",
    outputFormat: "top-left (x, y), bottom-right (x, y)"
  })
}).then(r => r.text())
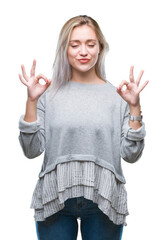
top-left (19, 59), bottom-right (52, 101)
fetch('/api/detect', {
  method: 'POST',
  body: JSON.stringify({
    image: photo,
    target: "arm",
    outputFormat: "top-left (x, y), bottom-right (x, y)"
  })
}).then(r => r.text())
top-left (120, 102), bottom-right (146, 163)
top-left (18, 59), bottom-right (51, 159)
top-left (116, 65), bottom-right (149, 163)
top-left (129, 103), bottom-right (142, 130)
top-left (24, 97), bottom-right (38, 122)
top-left (18, 93), bottom-right (45, 159)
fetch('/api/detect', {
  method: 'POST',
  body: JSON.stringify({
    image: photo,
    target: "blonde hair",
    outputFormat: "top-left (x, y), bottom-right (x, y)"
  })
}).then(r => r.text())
top-left (47, 15), bottom-right (109, 98)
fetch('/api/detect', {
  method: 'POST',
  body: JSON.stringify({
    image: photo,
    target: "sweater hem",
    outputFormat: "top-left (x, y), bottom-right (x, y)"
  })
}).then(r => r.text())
top-left (38, 155), bottom-right (126, 184)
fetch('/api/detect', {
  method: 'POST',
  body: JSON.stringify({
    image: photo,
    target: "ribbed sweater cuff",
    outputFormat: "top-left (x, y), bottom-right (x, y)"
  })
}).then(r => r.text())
top-left (18, 114), bottom-right (41, 133)
top-left (124, 122), bottom-right (146, 141)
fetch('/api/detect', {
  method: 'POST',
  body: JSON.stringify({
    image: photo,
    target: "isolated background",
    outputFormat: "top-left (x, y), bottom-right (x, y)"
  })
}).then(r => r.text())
top-left (0, 0), bottom-right (166, 239)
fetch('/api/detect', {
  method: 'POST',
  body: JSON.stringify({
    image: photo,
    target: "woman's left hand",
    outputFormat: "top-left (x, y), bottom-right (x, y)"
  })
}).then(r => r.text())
top-left (116, 66), bottom-right (149, 106)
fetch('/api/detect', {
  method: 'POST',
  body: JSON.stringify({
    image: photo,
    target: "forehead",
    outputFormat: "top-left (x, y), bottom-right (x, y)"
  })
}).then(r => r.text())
top-left (70, 25), bottom-right (98, 41)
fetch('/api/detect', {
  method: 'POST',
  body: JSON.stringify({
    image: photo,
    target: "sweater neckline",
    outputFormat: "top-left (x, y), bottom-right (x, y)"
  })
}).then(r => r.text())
top-left (68, 79), bottom-right (109, 86)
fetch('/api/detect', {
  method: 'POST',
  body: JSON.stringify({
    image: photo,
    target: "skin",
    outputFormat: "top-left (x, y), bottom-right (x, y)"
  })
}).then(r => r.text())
top-left (19, 25), bottom-right (149, 129)
top-left (67, 25), bottom-right (104, 84)
top-left (117, 66), bottom-right (149, 129)
top-left (18, 59), bottom-right (52, 122)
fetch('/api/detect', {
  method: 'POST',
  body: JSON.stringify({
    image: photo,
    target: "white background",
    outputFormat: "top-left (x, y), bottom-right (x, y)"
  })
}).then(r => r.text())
top-left (0, 0), bottom-right (167, 239)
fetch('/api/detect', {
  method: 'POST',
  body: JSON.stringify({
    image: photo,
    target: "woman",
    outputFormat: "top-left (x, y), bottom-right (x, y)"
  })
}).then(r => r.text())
top-left (18, 15), bottom-right (149, 240)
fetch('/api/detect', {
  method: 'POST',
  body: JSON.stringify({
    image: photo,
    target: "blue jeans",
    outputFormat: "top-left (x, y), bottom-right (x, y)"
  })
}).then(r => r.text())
top-left (35, 196), bottom-right (124, 240)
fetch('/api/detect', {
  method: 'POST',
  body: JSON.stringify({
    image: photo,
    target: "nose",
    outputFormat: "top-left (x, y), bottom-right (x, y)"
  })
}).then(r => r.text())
top-left (79, 44), bottom-right (88, 56)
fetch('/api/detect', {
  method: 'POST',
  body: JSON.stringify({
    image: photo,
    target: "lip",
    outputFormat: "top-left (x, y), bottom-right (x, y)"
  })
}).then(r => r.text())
top-left (78, 59), bottom-right (90, 63)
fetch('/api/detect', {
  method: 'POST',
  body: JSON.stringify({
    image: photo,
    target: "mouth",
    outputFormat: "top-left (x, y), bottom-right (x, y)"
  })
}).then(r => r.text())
top-left (78, 59), bottom-right (90, 63)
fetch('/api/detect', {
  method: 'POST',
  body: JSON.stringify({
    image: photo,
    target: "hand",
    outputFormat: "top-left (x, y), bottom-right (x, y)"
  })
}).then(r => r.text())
top-left (116, 66), bottom-right (149, 106)
top-left (19, 59), bottom-right (52, 101)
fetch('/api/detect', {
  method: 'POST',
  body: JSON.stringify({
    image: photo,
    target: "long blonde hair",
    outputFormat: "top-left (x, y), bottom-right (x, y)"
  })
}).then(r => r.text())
top-left (47, 15), bottom-right (109, 98)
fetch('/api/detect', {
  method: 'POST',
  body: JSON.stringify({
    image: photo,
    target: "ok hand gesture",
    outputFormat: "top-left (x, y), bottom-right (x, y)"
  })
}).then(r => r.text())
top-left (19, 59), bottom-right (52, 101)
top-left (116, 66), bottom-right (149, 107)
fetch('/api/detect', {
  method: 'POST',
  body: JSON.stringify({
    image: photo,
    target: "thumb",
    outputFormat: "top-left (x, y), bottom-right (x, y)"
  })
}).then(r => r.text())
top-left (116, 85), bottom-right (123, 94)
top-left (46, 78), bottom-right (52, 85)
top-left (43, 79), bottom-right (51, 90)
top-left (48, 79), bottom-right (52, 84)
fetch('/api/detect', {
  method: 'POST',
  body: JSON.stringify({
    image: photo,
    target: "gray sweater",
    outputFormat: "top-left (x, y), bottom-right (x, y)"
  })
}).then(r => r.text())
top-left (18, 80), bottom-right (146, 184)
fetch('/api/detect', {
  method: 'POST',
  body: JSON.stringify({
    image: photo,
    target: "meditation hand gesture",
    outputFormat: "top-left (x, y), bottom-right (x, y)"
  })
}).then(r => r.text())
top-left (116, 66), bottom-right (149, 107)
top-left (19, 59), bottom-right (51, 101)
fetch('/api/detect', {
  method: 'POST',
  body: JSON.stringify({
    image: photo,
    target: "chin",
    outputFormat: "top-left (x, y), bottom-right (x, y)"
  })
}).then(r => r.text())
top-left (78, 67), bottom-right (92, 72)
top-left (74, 64), bottom-right (96, 73)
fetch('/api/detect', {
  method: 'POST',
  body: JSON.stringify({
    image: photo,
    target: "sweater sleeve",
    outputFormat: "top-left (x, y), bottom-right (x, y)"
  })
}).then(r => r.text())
top-left (18, 94), bottom-right (45, 159)
top-left (120, 102), bottom-right (146, 163)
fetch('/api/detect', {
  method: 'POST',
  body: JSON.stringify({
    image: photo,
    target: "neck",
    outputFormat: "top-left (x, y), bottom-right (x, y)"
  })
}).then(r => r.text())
top-left (71, 67), bottom-right (102, 83)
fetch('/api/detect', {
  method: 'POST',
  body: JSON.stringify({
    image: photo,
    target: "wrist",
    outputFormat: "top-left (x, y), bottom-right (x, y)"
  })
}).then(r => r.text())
top-left (24, 98), bottom-right (38, 122)
top-left (129, 103), bottom-right (141, 116)
top-left (27, 97), bottom-right (38, 104)
top-left (128, 103), bottom-right (143, 127)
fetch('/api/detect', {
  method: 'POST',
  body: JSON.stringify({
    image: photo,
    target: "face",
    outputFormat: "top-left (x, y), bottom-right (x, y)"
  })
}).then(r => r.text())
top-left (67, 25), bottom-right (100, 73)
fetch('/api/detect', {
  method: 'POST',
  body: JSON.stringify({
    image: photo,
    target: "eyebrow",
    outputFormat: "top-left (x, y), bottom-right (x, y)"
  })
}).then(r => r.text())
top-left (69, 39), bottom-right (97, 43)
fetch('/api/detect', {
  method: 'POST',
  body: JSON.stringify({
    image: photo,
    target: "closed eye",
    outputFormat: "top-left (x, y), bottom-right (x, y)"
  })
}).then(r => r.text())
top-left (71, 44), bottom-right (95, 48)
top-left (71, 45), bottom-right (78, 48)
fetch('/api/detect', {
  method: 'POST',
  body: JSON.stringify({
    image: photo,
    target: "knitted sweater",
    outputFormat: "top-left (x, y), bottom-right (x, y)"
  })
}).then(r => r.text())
top-left (18, 79), bottom-right (146, 225)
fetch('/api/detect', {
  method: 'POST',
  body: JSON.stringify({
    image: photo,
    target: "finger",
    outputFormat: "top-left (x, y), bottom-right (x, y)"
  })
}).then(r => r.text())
top-left (21, 64), bottom-right (29, 81)
top-left (138, 80), bottom-right (149, 93)
top-left (136, 70), bottom-right (144, 87)
top-left (18, 74), bottom-right (29, 87)
top-left (36, 74), bottom-right (48, 82)
top-left (43, 79), bottom-right (52, 89)
top-left (46, 79), bottom-right (52, 85)
top-left (30, 59), bottom-right (36, 77)
top-left (129, 65), bottom-right (135, 83)
top-left (116, 86), bottom-right (126, 99)
top-left (117, 80), bottom-right (129, 91)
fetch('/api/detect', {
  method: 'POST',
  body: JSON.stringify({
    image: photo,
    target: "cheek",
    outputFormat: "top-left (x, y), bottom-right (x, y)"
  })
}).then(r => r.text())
top-left (67, 52), bottom-right (75, 65)
top-left (67, 49), bottom-right (78, 62)
top-left (90, 46), bottom-right (100, 57)
top-left (91, 49), bottom-right (99, 62)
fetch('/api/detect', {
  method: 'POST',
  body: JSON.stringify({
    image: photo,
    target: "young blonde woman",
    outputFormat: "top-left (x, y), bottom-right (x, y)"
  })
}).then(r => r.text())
top-left (18, 15), bottom-right (149, 240)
